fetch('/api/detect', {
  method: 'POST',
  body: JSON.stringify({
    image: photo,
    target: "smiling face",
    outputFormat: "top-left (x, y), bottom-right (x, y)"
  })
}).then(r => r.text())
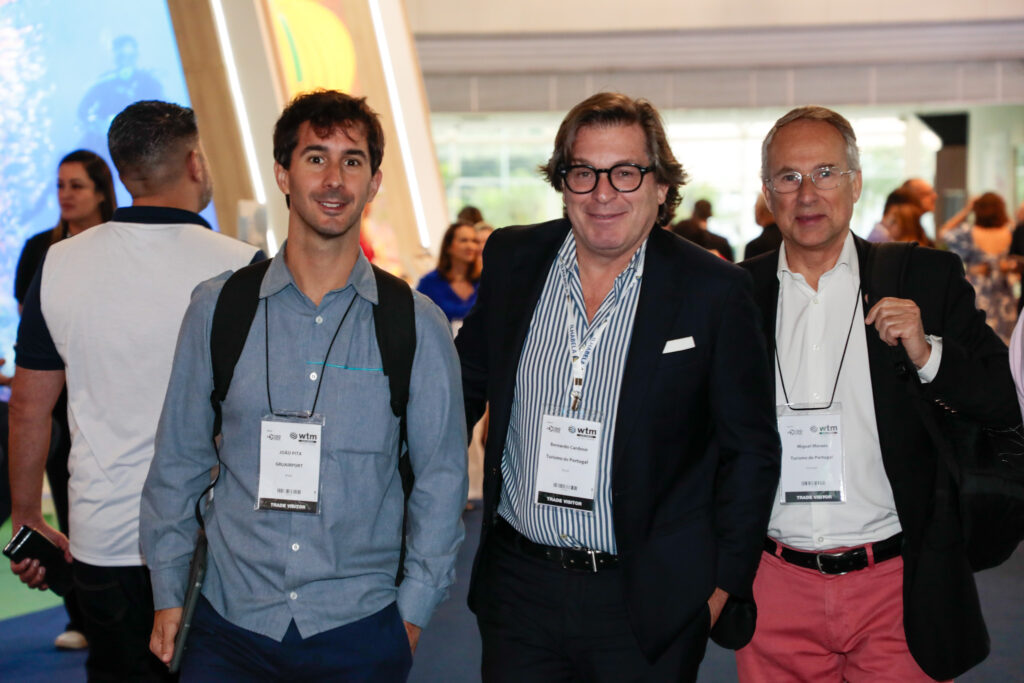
top-left (274, 120), bottom-right (382, 246)
top-left (763, 119), bottom-right (861, 262)
top-left (57, 162), bottom-right (105, 229)
top-left (563, 123), bottom-right (667, 269)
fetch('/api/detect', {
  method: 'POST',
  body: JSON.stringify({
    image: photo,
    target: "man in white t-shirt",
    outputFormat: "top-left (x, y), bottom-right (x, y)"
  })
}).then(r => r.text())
top-left (9, 100), bottom-right (261, 680)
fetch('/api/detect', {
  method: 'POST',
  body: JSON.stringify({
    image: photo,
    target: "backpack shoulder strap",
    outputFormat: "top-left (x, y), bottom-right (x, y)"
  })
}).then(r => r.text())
top-left (865, 241), bottom-right (916, 301)
top-left (370, 265), bottom-right (417, 586)
top-left (371, 265), bottom-right (416, 420)
top-left (209, 259), bottom-right (271, 438)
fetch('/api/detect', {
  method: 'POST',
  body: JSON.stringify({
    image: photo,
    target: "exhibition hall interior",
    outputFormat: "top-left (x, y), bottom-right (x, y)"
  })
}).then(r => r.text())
top-left (0, 0), bottom-right (1022, 680)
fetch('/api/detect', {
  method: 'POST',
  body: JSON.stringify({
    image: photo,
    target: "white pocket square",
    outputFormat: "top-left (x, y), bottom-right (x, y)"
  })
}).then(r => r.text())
top-left (663, 336), bottom-right (695, 354)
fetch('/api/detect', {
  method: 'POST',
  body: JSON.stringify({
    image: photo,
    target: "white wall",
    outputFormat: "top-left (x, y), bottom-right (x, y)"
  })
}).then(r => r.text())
top-left (407, 0), bottom-right (1024, 34)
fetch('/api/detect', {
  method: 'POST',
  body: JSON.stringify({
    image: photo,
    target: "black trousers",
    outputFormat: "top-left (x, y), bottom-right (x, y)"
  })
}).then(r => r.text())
top-left (47, 400), bottom-right (85, 633)
top-left (476, 533), bottom-right (710, 683)
top-left (72, 560), bottom-right (173, 682)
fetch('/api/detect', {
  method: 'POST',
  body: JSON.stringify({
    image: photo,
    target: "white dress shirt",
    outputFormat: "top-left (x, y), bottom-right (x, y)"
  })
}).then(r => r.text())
top-left (769, 232), bottom-right (941, 550)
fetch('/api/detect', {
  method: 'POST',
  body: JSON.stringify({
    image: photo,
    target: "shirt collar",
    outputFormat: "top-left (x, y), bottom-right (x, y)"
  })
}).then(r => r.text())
top-left (111, 206), bottom-right (211, 229)
top-left (777, 230), bottom-right (856, 286)
top-left (258, 240), bottom-right (378, 304)
top-left (555, 231), bottom-right (648, 302)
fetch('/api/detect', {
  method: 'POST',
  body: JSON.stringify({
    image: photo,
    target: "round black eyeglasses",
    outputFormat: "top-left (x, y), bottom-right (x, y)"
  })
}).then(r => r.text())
top-left (560, 163), bottom-right (652, 194)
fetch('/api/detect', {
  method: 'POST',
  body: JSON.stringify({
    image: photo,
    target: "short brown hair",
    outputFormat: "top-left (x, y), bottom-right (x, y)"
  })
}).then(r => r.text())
top-left (973, 192), bottom-right (1009, 228)
top-left (540, 92), bottom-right (687, 227)
top-left (274, 90), bottom-right (385, 174)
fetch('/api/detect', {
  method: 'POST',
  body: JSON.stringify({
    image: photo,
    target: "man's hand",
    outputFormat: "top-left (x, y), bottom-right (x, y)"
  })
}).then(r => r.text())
top-left (707, 587), bottom-right (729, 630)
top-left (865, 297), bottom-right (931, 369)
top-left (151, 607), bottom-right (182, 665)
top-left (8, 518), bottom-right (70, 590)
top-left (403, 621), bottom-right (422, 655)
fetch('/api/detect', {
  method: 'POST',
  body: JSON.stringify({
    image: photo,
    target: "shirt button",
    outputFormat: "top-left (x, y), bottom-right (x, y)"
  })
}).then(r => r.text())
top-left (812, 297), bottom-right (819, 304)
top-left (560, 534), bottom-right (569, 540)
top-left (309, 372), bottom-right (317, 381)
top-left (812, 392), bottom-right (822, 400)
top-left (291, 543), bottom-right (300, 552)
top-left (315, 315), bottom-right (324, 325)
top-left (811, 344), bottom-right (820, 351)
top-left (289, 591), bottom-right (298, 600)
top-left (818, 537), bottom-right (824, 543)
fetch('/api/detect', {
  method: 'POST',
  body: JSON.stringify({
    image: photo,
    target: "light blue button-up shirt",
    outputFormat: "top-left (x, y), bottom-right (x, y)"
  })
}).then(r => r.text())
top-left (141, 244), bottom-right (467, 640)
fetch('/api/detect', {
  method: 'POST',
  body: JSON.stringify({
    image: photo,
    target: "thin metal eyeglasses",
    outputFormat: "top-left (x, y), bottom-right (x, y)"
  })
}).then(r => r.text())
top-left (560, 163), bottom-right (652, 194)
top-left (767, 165), bottom-right (856, 194)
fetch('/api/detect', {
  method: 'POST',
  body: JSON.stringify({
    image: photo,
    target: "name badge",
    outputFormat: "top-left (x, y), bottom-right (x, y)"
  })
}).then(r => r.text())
top-left (535, 413), bottom-right (602, 511)
top-left (257, 412), bottom-right (325, 513)
top-left (777, 405), bottom-right (845, 504)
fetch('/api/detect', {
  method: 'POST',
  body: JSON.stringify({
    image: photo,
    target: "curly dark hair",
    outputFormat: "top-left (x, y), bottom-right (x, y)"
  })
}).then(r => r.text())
top-left (273, 90), bottom-right (385, 174)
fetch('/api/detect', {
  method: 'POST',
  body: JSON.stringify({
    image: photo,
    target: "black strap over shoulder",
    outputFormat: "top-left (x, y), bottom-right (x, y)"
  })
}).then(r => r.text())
top-left (370, 265), bottom-right (417, 585)
top-left (864, 241), bottom-right (916, 303)
top-left (209, 259), bottom-right (272, 439)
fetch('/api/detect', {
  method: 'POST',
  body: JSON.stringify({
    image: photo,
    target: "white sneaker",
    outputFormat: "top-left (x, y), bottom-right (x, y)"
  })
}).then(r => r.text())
top-left (54, 630), bottom-right (88, 650)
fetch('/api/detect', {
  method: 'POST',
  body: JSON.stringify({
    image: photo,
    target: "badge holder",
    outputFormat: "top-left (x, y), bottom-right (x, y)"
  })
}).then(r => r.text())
top-left (256, 411), bottom-right (326, 514)
top-left (534, 404), bottom-right (603, 512)
top-left (776, 403), bottom-right (846, 504)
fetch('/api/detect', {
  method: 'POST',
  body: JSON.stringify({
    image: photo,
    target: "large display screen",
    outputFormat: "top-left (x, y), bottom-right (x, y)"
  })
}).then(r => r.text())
top-left (0, 0), bottom-right (204, 380)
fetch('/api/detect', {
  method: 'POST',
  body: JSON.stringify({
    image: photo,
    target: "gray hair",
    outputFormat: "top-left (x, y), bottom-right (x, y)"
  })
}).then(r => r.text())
top-left (761, 105), bottom-right (860, 181)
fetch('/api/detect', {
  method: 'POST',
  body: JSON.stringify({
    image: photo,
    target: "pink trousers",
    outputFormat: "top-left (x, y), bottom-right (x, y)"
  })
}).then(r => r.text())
top-left (735, 546), bottom-right (949, 682)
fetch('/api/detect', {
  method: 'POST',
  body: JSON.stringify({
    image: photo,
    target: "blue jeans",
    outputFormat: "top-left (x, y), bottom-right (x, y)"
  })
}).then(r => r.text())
top-left (181, 597), bottom-right (413, 682)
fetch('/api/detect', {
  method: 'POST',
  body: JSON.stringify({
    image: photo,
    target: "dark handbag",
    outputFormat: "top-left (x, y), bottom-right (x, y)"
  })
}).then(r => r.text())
top-left (913, 404), bottom-right (1024, 571)
top-left (868, 242), bottom-right (1024, 572)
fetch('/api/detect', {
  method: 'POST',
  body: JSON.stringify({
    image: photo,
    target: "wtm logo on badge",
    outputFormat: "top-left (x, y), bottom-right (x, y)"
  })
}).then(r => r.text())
top-left (810, 425), bottom-right (838, 435)
top-left (290, 432), bottom-right (319, 444)
top-left (568, 424), bottom-right (598, 439)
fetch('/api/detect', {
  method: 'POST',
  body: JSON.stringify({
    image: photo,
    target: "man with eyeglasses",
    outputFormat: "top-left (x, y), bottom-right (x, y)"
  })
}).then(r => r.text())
top-left (455, 92), bottom-right (781, 681)
top-left (736, 106), bottom-right (1017, 681)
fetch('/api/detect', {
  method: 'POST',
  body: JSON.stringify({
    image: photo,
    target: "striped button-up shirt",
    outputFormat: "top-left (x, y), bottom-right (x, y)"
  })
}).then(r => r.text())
top-left (497, 231), bottom-right (645, 554)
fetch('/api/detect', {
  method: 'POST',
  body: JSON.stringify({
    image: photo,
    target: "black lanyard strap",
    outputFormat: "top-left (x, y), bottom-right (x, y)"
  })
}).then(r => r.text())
top-left (264, 291), bottom-right (357, 416)
top-left (776, 284), bottom-right (862, 411)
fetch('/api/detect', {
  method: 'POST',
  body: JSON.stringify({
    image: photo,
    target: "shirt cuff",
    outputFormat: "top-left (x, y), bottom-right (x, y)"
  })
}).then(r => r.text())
top-left (396, 575), bottom-right (445, 629)
top-left (916, 335), bottom-right (942, 383)
top-left (148, 564), bottom-right (190, 611)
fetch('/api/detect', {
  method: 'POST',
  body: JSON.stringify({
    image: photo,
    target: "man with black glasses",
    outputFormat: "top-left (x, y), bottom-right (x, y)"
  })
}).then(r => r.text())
top-left (736, 106), bottom-right (1017, 681)
top-left (455, 92), bottom-right (781, 681)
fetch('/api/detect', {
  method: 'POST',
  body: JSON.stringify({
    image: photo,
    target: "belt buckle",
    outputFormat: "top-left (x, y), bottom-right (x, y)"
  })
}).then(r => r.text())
top-left (815, 550), bottom-right (849, 575)
top-left (586, 549), bottom-right (598, 573)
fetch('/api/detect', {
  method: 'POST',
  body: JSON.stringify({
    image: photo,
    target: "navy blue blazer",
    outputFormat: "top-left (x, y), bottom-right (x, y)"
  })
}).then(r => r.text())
top-left (456, 219), bottom-right (781, 661)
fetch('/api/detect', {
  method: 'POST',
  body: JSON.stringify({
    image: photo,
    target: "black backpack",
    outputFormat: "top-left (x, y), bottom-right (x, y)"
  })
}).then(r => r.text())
top-left (207, 259), bottom-right (417, 584)
top-left (866, 242), bottom-right (1024, 571)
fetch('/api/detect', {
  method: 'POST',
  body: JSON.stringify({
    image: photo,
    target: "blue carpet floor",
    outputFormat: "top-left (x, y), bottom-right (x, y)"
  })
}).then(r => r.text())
top-left (2, 506), bottom-right (1021, 681)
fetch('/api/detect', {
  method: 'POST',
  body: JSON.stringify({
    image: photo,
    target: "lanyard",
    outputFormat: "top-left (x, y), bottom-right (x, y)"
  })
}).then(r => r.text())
top-left (264, 292), bottom-right (357, 417)
top-left (775, 285), bottom-right (861, 411)
top-left (561, 260), bottom-right (642, 412)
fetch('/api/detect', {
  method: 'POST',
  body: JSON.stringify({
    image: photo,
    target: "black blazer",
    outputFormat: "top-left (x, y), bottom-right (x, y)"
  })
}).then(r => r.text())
top-left (740, 236), bottom-right (1020, 680)
top-left (456, 219), bottom-right (781, 661)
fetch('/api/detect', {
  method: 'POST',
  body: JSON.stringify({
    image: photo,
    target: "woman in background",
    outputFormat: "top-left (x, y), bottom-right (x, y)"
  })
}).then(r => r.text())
top-left (12, 149), bottom-right (116, 652)
top-left (944, 192), bottom-right (1018, 344)
top-left (15, 150), bottom-right (117, 307)
top-left (888, 202), bottom-right (933, 246)
top-left (417, 221), bottom-right (480, 331)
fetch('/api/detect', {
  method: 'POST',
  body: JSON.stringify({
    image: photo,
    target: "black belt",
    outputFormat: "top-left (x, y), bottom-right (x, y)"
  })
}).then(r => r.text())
top-left (494, 517), bottom-right (619, 573)
top-left (764, 533), bottom-right (904, 575)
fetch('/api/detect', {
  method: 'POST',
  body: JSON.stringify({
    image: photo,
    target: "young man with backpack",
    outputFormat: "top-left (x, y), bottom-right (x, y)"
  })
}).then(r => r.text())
top-left (140, 90), bottom-right (467, 681)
